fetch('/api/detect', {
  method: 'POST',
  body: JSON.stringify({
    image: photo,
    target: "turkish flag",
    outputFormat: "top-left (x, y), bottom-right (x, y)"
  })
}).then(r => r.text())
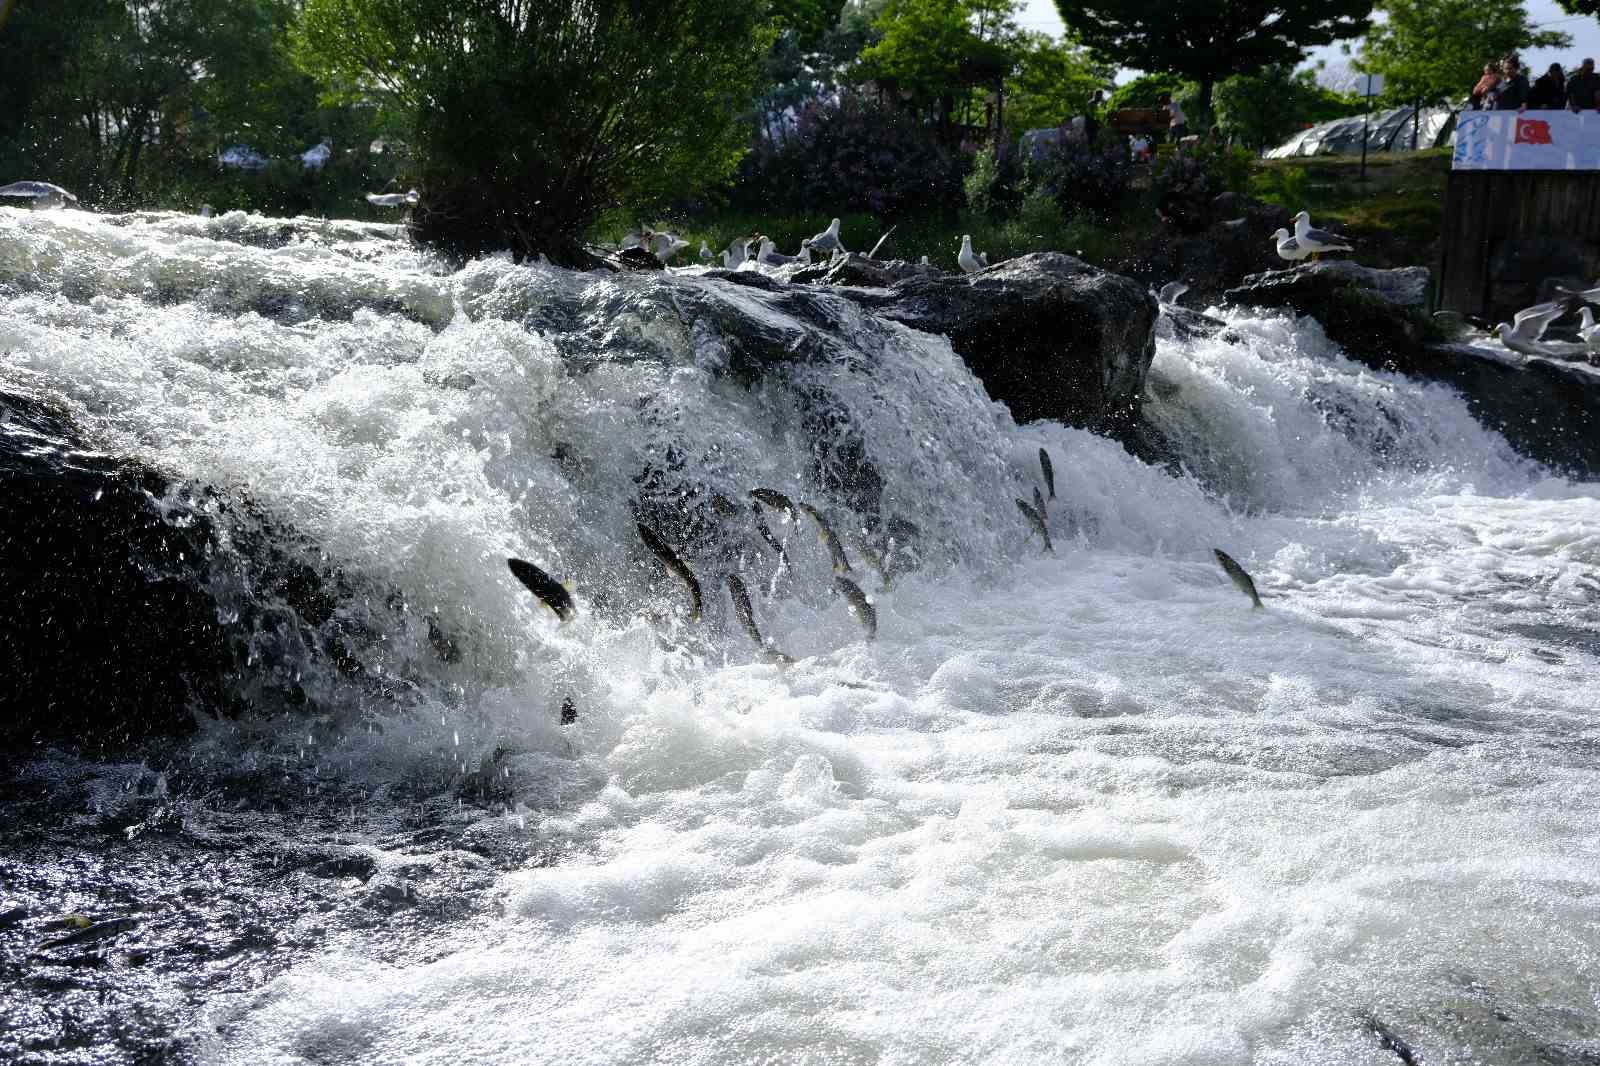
top-left (1515, 118), bottom-right (1553, 145)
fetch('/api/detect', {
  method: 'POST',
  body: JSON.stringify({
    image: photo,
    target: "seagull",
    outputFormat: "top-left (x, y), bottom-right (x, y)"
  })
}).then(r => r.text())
top-left (1272, 228), bottom-right (1311, 263)
top-left (1495, 300), bottom-right (1568, 355)
top-left (1577, 306), bottom-right (1600, 351)
top-left (365, 189), bottom-right (419, 208)
top-left (957, 234), bottom-right (987, 274)
top-left (756, 238), bottom-right (813, 268)
top-left (0, 181), bottom-right (78, 209)
top-left (808, 218), bottom-right (847, 258)
top-left (620, 227), bottom-right (651, 251)
top-left (1157, 281), bottom-right (1189, 305)
top-left (199, 204), bottom-right (213, 219)
top-left (721, 238), bottom-right (750, 269)
top-left (699, 242), bottom-right (715, 263)
top-left (1554, 283), bottom-right (1600, 306)
top-left (1292, 210), bottom-right (1354, 259)
top-left (650, 231), bottom-right (688, 263)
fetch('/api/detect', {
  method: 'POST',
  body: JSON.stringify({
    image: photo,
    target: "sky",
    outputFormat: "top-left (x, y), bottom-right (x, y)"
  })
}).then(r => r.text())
top-left (1018, 0), bottom-right (1600, 88)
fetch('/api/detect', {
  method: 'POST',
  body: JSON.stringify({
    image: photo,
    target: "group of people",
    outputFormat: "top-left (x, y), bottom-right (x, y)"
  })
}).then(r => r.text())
top-left (1470, 54), bottom-right (1600, 112)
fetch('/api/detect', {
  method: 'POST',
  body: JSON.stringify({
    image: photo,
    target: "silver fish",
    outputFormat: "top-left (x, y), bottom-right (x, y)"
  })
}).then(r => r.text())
top-left (1213, 548), bottom-right (1264, 608)
top-left (726, 573), bottom-right (794, 665)
top-left (1033, 485), bottom-right (1048, 524)
top-left (1039, 448), bottom-right (1055, 499)
top-left (834, 576), bottom-right (877, 641)
top-left (1015, 498), bottom-right (1053, 555)
top-left (797, 502), bottom-right (853, 575)
top-left (637, 523), bottom-right (703, 621)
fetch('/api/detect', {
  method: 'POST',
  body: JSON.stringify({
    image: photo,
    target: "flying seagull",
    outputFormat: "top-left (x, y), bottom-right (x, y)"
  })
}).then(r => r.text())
top-left (1157, 281), bottom-right (1189, 305)
top-left (1495, 300), bottom-right (1569, 356)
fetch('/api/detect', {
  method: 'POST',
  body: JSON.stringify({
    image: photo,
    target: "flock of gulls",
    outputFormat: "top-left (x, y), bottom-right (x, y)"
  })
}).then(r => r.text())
top-left (503, 450), bottom-right (1266, 674)
top-left (618, 217), bottom-right (992, 274)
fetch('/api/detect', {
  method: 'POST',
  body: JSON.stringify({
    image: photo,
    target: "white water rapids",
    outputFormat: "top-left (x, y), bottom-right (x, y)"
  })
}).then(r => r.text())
top-left (2, 208), bottom-right (1597, 1064)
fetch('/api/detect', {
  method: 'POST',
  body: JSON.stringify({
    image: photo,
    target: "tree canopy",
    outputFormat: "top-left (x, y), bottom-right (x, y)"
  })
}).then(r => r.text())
top-left (1213, 66), bottom-right (1365, 151)
top-left (293, 0), bottom-right (773, 263)
top-left (1358, 0), bottom-right (1572, 107)
top-left (1052, 0), bottom-right (1374, 117)
top-left (1002, 32), bottom-right (1114, 133)
top-left (857, 0), bottom-right (1021, 121)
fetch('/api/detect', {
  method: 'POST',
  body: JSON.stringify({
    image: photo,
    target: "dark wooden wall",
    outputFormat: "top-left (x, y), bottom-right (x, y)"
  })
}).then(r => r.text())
top-left (1438, 171), bottom-right (1600, 318)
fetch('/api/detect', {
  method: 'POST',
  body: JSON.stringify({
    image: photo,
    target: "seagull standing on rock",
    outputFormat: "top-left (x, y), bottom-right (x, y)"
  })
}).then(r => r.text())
top-left (1292, 210), bottom-right (1354, 260)
top-left (721, 238), bottom-right (750, 269)
top-left (0, 181), bottom-right (79, 209)
top-left (957, 234), bottom-right (988, 273)
top-left (1272, 228), bottom-right (1310, 263)
top-left (756, 238), bottom-right (811, 268)
top-left (808, 218), bottom-right (847, 258)
top-left (650, 231), bottom-right (689, 264)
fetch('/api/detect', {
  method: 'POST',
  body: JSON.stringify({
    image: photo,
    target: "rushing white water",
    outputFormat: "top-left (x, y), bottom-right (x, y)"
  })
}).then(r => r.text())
top-left (3, 208), bottom-right (1598, 1064)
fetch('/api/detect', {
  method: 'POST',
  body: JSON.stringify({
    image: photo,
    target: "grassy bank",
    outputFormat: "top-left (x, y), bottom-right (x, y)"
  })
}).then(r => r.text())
top-left (1251, 149), bottom-right (1450, 267)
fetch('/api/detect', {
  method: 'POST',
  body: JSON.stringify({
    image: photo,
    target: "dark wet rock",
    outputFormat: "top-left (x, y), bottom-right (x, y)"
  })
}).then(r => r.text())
top-left (0, 383), bottom-right (427, 748)
top-left (1407, 344), bottom-right (1600, 475)
top-left (827, 252), bottom-right (1159, 430)
top-left (1158, 304), bottom-right (1232, 342)
top-left (1224, 261), bottom-right (1432, 356)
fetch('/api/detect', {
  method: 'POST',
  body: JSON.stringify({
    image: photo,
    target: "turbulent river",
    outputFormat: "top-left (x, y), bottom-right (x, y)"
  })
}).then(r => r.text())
top-left (1, 206), bottom-right (1597, 1065)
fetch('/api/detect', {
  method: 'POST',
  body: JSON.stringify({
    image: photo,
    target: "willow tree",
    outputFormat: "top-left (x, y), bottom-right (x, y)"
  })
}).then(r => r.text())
top-left (293, 0), bottom-right (773, 264)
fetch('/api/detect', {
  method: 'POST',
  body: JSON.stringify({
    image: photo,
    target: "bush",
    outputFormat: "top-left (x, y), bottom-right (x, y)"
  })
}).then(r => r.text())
top-left (732, 98), bottom-right (966, 220)
top-left (294, 0), bottom-right (771, 265)
top-left (1149, 142), bottom-right (1254, 233)
top-left (963, 145), bottom-right (1024, 222)
top-left (1030, 142), bottom-right (1132, 219)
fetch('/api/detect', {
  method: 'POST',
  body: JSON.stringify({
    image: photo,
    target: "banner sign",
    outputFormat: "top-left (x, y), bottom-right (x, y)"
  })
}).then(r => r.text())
top-left (1453, 110), bottom-right (1600, 170)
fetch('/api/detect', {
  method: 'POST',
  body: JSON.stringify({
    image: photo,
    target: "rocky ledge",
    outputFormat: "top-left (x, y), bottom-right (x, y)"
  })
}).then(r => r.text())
top-left (1225, 261), bottom-right (1600, 476)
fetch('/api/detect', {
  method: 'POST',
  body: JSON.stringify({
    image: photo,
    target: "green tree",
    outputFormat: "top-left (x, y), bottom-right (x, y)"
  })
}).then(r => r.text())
top-left (1003, 32), bottom-right (1114, 133)
top-left (858, 0), bottom-right (1021, 125)
top-left (1555, 0), bottom-right (1600, 18)
top-left (1052, 0), bottom-right (1373, 119)
top-left (1358, 0), bottom-right (1571, 107)
top-left (294, 0), bottom-right (772, 264)
top-left (0, 0), bottom-right (339, 206)
top-left (1214, 66), bottom-right (1365, 151)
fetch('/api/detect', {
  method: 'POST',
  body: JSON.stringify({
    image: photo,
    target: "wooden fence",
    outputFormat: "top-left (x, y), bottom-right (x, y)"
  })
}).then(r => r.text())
top-left (1438, 170), bottom-right (1600, 319)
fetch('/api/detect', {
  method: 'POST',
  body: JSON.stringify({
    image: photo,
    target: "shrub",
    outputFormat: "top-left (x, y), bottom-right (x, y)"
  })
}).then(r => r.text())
top-left (293, 0), bottom-right (771, 265)
top-left (1150, 143), bottom-right (1254, 232)
top-left (732, 98), bottom-right (966, 220)
top-left (1030, 142), bottom-right (1132, 219)
top-left (963, 145), bottom-right (1024, 222)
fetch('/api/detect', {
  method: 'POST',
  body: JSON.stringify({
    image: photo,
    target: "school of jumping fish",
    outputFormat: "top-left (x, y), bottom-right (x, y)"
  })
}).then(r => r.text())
top-left (506, 450), bottom-right (1266, 722)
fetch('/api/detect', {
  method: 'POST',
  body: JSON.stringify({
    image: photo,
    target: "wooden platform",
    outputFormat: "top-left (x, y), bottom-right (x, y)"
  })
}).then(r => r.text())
top-left (1438, 170), bottom-right (1600, 319)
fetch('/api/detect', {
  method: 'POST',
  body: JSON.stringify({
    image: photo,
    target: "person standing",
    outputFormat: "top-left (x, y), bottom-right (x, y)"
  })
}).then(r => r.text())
top-left (1083, 89), bottom-right (1104, 145)
top-left (1567, 58), bottom-right (1600, 111)
top-left (1160, 93), bottom-right (1187, 143)
top-left (1470, 63), bottom-right (1501, 110)
top-left (1495, 55), bottom-right (1529, 110)
top-left (1526, 63), bottom-right (1567, 110)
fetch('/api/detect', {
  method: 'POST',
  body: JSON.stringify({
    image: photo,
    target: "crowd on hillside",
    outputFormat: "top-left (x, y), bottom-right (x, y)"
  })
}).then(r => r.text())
top-left (1470, 54), bottom-right (1600, 111)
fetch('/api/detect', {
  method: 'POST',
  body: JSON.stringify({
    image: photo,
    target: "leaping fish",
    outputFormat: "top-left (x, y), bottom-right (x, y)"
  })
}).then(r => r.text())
top-left (726, 573), bottom-right (794, 665)
top-left (749, 487), bottom-right (800, 523)
top-left (637, 523), bottom-right (703, 621)
top-left (834, 576), bottom-right (877, 641)
top-left (1213, 548), bottom-right (1264, 608)
top-left (797, 502), bottom-right (853, 575)
top-left (1033, 485), bottom-right (1048, 524)
top-left (1015, 498), bottom-right (1053, 555)
top-left (1038, 448), bottom-right (1056, 499)
top-left (507, 558), bottom-right (577, 622)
